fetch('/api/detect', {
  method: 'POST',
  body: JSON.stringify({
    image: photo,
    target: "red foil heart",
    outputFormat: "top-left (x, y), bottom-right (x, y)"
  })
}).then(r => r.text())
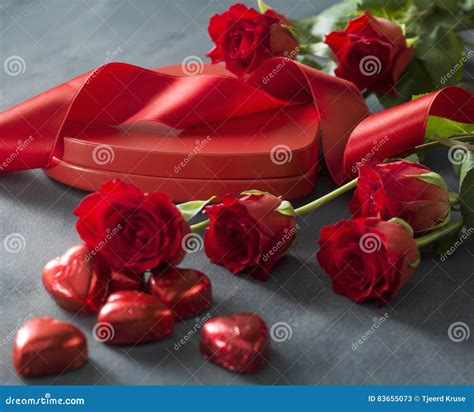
top-left (148, 267), bottom-right (212, 320)
top-left (97, 291), bottom-right (174, 344)
top-left (13, 317), bottom-right (87, 377)
top-left (110, 270), bottom-right (144, 293)
top-left (42, 244), bottom-right (110, 314)
top-left (200, 313), bottom-right (269, 373)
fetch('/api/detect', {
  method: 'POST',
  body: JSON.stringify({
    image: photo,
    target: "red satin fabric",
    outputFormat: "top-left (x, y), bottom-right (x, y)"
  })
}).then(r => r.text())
top-left (1, 57), bottom-right (473, 184)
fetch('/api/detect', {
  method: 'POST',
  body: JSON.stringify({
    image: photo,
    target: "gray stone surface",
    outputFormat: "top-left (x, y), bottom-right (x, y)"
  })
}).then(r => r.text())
top-left (0, 0), bottom-right (473, 385)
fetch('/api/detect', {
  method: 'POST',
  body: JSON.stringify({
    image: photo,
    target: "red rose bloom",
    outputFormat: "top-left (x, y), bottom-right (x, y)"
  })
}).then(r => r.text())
top-left (203, 193), bottom-right (297, 280)
top-left (317, 217), bottom-right (419, 305)
top-left (350, 161), bottom-right (450, 234)
top-left (207, 3), bottom-right (299, 78)
top-left (325, 11), bottom-right (413, 94)
top-left (74, 180), bottom-right (189, 273)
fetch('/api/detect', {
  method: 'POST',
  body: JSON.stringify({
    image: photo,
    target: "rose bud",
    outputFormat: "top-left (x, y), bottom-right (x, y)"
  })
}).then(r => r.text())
top-left (316, 217), bottom-right (420, 305)
top-left (325, 11), bottom-right (413, 94)
top-left (148, 266), bottom-right (212, 320)
top-left (42, 244), bottom-right (110, 314)
top-left (207, 3), bottom-right (299, 78)
top-left (74, 180), bottom-right (190, 273)
top-left (200, 313), bottom-right (269, 374)
top-left (109, 270), bottom-right (144, 293)
top-left (13, 317), bottom-right (87, 377)
top-left (203, 192), bottom-right (297, 280)
top-left (96, 291), bottom-right (174, 345)
top-left (350, 161), bottom-right (451, 234)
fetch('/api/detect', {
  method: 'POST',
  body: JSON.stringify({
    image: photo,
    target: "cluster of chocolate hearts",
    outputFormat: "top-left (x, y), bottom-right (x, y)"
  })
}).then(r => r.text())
top-left (13, 244), bottom-right (270, 377)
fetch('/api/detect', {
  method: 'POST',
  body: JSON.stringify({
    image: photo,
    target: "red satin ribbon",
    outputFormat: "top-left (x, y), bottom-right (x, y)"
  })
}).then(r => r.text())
top-left (1, 57), bottom-right (473, 184)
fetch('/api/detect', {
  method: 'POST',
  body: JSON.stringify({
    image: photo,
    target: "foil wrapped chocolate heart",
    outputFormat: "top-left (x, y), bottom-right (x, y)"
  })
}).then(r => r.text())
top-left (97, 291), bottom-right (174, 344)
top-left (200, 313), bottom-right (269, 374)
top-left (148, 267), bottom-right (212, 320)
top-left (110, 270), bottom-right (144, 293)
top-left (13, 317), bottom-right (87, 377)
top-left (42, 244), bottom-right (110, 314)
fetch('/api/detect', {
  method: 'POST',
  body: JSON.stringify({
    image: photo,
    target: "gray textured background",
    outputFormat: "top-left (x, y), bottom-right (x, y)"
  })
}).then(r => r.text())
top-left (0, 0), bottom-right (473, 385)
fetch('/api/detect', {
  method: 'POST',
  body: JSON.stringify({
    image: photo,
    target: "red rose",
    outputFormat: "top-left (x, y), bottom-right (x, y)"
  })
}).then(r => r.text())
top-left (325, 11), bottom-right (413, 94)
top-left (207, 3), bottom-right (299, 78)
top-left (317, 217), bottom-right (419, 305)
top-left (203, 193), bottom-right (297, 280)
top-left (74, 180), bottom-right (189, 273)
top-left (350, 161), bottom-right (450, 234)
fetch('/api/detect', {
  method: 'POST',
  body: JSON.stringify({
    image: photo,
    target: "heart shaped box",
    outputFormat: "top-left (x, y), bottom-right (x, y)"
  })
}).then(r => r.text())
top-left (45, 64), bottom-right (319, 202)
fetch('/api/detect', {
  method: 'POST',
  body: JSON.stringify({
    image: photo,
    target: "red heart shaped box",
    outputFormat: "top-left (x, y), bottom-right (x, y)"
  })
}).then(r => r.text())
top-left (45, 64), bottom-right (320, 201)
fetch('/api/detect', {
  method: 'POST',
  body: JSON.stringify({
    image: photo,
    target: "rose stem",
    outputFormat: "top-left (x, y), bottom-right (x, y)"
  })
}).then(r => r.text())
top-left (293, 178), bottom-right (358, 216)
top-left (393, 134), bottom-right (474, 159)
top-left (189, 178), bottom-right (358, 232)
top-left (415, 219), bottom-right (464, 249)
top-left (189, 134), bottom-right (474, 233)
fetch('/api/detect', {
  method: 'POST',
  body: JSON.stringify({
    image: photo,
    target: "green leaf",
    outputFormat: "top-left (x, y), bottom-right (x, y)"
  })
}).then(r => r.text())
top-left (388, 217), bottom-right (414, 236)
top-left (460, 165), bottom-right (474, 227)
top-left (295, 0), bottom-right (359, 42)
top-left (414, 171), bottom-right (449, 192)
top-left (414, 26), bottom-right (464, 88)
top-left (357, 0), bottom-right (409, 23)
top-left (459, 150), bottom-right (474, 190)
top-left (423, 116), bottom-right (474, 142)
top-left (240, 189), bottom-right (271, 196)
top-left (277, 200), bottom-right (297, 217)
top-left (309, 42), bottom-right (336, 60)
top-left (378, 59), bottom-right (434, 108)
top-left (177, 197), bottom-right (215, 222)
top-left (257, 0), bottom-right (271, 13)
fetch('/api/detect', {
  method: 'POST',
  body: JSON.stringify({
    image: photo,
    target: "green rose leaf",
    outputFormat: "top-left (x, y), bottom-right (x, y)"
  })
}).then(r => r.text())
top-left (423, 116), bottom-right (474, 142)
top-left (414, 171), bottom-right (449, 192)
top-left (177, 197), bottom-right (215, 222)
top-left (277, 200), bottom-right (297, 217)
top-left (459, 150), bottom-right (474, 189)
top-left (460, 163), bottom-right (474, 228)
top-left (414, 26), bottom-right (464, 88)
top-left (378, 59), bottom-right (434, 108)
top-left (294, 0), bottom-right (359, 42)
top-left (257, 0), bottom-right (271, 13)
